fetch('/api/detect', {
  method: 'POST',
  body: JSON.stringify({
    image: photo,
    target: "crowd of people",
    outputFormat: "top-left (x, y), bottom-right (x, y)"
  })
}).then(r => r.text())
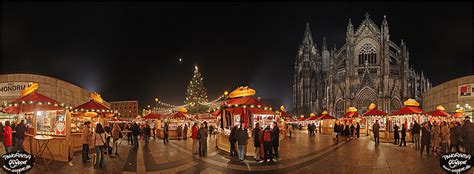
top-left (0, 120), bottom-right (28, 153)
top-left (228, 121), bottom-right (281, 163)
top-left (366, 116), bottom-right (474, 156)
top-left (333, 121), bottom-right (361, 142)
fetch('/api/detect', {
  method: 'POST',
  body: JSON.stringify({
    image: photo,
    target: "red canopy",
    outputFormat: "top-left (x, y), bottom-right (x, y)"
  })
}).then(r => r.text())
top-left (306, 116), bottom-right (318, 121)
top-left (211, 109), bottom-right (221, 116)
top-left (248, 108), bottom-right (275, 115)
top-left (225, 107), bottom-right (244, 115)
top-left (319, 114), bottom-right (336, 120)
top-left (342, 111), bottom-right (359, 118)
top-left (297, 117), bottom-right (307, 121)
top-left (4, 91), bottom-right (64, 114)
top-left (392, 106), bottom-right (424, 115)
top-left (363, 109), bottom-right (388, 116)
top-left (452, 112), bottom-right (464, 118)
top-left (73, 99), bottom-right (112, 112)
top-left (143, 113), bottom-right (164, 119)
top-left (109, 117), bottom-right (129, 122)
top-left (168, 112), bottom-right (188, 120)
top-left (426, 110), bottom-right (450, 117)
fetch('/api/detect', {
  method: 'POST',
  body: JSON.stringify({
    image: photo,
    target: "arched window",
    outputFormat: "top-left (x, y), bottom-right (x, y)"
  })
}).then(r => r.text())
top-left (358, 43), bottom-right (377, 65)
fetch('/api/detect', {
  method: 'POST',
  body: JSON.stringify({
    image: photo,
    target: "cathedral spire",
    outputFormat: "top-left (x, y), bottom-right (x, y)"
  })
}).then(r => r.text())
top-left (302, 22), bottom-right (314, 45)
top-left (322, 37), bottom-right (328, 51)
top-left (346, 18), bottom-right (354, 42)
top-left (382, 15), bottom-right (389, 36)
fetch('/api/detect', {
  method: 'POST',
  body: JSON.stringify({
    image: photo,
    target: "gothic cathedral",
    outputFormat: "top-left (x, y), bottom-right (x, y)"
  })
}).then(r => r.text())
top-left (293, 13), bottom-right (431, 116)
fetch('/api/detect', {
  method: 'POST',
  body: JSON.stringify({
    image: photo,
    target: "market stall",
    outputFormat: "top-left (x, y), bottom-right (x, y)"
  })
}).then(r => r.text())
top-left (70, 92), bottom-right (115, 153)
top-left (212, 86), bottom-right (284, 156)
top-left (389, 99), bottom-right (426, 142)
top-left (305, 113), bottom-right (319, 130)
top-left (3, 83), bottom-right (73, 162)
top-left (451, 109), bottom-right (465, 122)
top-left (363, 103), bottom-right (388, 141)
top-left (318, 111), bottom-right (337, 135)
top-left (425, 105), bottom-right (450, 122)
top-left (340, 107), bottom-right (366, 136)
top-left (157, 109), bottom-right (190, 140)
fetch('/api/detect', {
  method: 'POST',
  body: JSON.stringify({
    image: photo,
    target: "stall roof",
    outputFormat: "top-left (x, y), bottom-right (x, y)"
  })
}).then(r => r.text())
top-left (392, 106), bottom-right (424, 115)
top-left (168, 112), bottom-right (188, 120)
top-left (363, 109), bottom-right (388, 116)
top-left (279, 110), bottom-right (293, 120)
top-left (306, 116), bottom-right (318, 121)
top-left (342, 111), bottom-right (359, 118)
top-left (73, 99), bottom-right (111, 112)
top-left (211, 109), bottom-right (221, 116)
top-left (297, 117), bottom-right (307, 121)
top-left (248, 108), bottom-right (276, 115)
top-left (225, 96), bottom-right (267, 106)
top-left (426, 110), bottom-right (450, 117)
top-left (452, 112), bottom-right (464, 118)
top-left (319, 114), bottom-right (336, 120)
top-left (4, 91), bottom-right (64, 114)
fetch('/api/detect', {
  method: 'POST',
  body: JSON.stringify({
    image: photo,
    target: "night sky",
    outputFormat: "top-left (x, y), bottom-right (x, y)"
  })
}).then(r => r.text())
top-left (2, 2), bottom-right (472, 110)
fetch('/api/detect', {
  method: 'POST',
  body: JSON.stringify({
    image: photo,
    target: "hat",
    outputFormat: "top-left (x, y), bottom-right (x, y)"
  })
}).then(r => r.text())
top-left (465, 116), bottom-right (471, 120)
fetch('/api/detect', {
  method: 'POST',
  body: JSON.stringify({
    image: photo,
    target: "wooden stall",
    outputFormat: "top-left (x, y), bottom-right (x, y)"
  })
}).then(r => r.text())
top-left (363, 103), bottom-right (388, 141)
top-left (318, 111), bottom-right (337, 135)
top-left (3, 83), bottom-right (74, 162)
top-left (425, 105), bottom-right (450, 122)
top-left (340, 107), bottom-right (367, 136)
top-left (389, 99), bottom-right (426, 142)
top-left (157, 110), bottom-right (190, 140)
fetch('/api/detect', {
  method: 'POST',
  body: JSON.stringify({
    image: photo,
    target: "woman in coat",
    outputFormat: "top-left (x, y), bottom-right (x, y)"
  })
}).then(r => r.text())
top-left (449, 122), bottom-right (461, 152)
top-left (111, 123), bottom-right (121, 157)
top-left (2, 121), bottom-right (12, 153)
top-left (440, 121), bottom-right (450, 154)
top-left (431, 122), bottom-right (441, 153)
top-left (191, 123), bottom-right (198, 154)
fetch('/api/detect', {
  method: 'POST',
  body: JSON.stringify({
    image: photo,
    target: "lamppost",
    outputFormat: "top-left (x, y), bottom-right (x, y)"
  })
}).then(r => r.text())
top-left (155, 98), bottom-right (159, 113)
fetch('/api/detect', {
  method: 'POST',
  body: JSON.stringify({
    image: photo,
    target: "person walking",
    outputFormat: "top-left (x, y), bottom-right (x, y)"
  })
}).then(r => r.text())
top-left (236, 123), bottom-right (248, 161)
top-left (420, 122), bottom-right (431, 156)
top-left (287, 124), bottom-right (293, 138)
top-left (253, 123), bottom-right (262, 162)
top-left (132, 122), bottom-right (140, 148)
top-left (15, 120), bottom-right (27, 151)
top-left (461, 116), bottom-right (474, 155)
top-left (209, 124), bottom-right (215, 138)
top-left (356, 122), bottom-right (360, 138)
top-left (334, 122), bottom-right (340, 142)
top-left (272, 122), bottom-right (280, 161)
top-left (144, 124), bottom-right (151, 145)
top-left (177, 124), bottom-right (182, 140)
top-left (393, 124), bottom-right (400, 145)
top-left (400, 123), bottom-right (407, 147)
top-left (93, 123), bottom-right (106, 168)
top-left (2, 121), bottom-right (12, 153)
top-left (126, 124), bottom-right (132, 145)
top-left (262, 125), bottom-right (273, 163)
top-left (82, 121), bottom-right (91, 163)
top-left (191, 123), bottom-right (199, 154)
top-left (373, 120), bottom-right (380, 145)
top-left (111, 123), bottom-right (121, 157)
top-left (229, 124), bottom-right (238, 157)
top-left (152, 125), bottom-right (156, 140)
top-left (440, 121), bottom-right (450, 154)
top-left (449, 122), bottom-right (461, 152)
top-left (412, 121), bottom-right (421, 150)
top-left (163, 122), bottom-right (169, 144)
top-left (432, 122), bottom-right (441, 153)
top-left (350, 123), bottom-right (355, 138)
top-left (344, 123), bottom-right (350, 141)
top-left (104, 123), bottom-right (113, 155)
top-left (183, 123), bottom-right (188, 140)
top-left (198, 123), bottom-right (208, 157)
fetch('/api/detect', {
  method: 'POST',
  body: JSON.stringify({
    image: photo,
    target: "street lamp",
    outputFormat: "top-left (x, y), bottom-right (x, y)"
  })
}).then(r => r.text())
top-left (155, 98), bottom-right (159, 113)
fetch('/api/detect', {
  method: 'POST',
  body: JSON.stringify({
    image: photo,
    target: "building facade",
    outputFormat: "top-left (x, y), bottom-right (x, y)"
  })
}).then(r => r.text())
top-left (423, 75), bottom-right (474, 116)
top-left (110, 100), bottom-right (138, 118)
top-left (293, 13), bottom-right (431, 116)
top-left (0, 73), bottom-right (100, 107)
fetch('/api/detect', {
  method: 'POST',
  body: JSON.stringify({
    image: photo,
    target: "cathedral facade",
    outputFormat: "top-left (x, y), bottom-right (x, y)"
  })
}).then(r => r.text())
top-left (292, 13), bottom-right (432, 116)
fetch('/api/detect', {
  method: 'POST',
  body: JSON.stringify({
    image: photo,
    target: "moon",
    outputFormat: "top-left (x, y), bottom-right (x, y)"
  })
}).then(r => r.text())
top-left (178, 58), bottom-right (183, 63)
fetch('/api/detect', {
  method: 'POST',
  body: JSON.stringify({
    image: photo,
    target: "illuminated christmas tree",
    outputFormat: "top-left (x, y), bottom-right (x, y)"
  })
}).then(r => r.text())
top-left (185, 65), bottom-right (209, 113)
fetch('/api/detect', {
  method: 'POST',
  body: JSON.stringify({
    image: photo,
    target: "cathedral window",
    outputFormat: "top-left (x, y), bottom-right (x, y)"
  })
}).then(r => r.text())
top-left (358, 43), bottom-right (377, 65)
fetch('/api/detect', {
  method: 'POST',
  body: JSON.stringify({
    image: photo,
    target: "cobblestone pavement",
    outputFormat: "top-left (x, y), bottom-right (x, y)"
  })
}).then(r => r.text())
top-left (0, 131), bottom-right (456, 174)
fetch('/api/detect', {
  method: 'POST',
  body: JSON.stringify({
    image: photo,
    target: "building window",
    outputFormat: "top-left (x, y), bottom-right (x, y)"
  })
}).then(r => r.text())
top-left (358, 42), bottom-right (377, 65)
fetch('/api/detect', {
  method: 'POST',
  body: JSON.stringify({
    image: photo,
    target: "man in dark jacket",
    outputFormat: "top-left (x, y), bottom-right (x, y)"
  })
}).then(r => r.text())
top-left (393, 124), bottom-right (400, 145)
top-left (420, 122), bottom-right (431, 155)
top-left (183, 124), bottom-right (188, 140)
top-left (412, 121), bottom-right (421, 150)
top-left (163, 123), bottom-right (169, 144)
top-left (198, 122), bottom-right (208, 157)
top-left (461, 116), bottom-right (473, 155)
top-left (253, 123), bottom-right (262, 162)
top-left (373, 120), bottom-right (380, 145)
top-left (15, 120), bottom-right (27, 152)
top-left (334, 123), bottom-right (339, 141)
top-left (131, 122), bottom-right (140, 148)
top-left (229, 125), bottom-right (238, 157)
top-left (356, 122), bottom-right (360, 138)
top-left (236, 123), bottom-right (248, 161)
top-left (271, 122), bottom-right (280, 161)
top-left (449, 122), bottom-right (461, 152)
top-left (400, 124), bottom-right (407, 147)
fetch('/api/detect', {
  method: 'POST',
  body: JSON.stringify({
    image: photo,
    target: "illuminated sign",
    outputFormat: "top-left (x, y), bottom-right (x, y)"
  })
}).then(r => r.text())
top-left (0, 82), bottom-right (32, 97)
top-left (459, 83), bottom-right (474, 98)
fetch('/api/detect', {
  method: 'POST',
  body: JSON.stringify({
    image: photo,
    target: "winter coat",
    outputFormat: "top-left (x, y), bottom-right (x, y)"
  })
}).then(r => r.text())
top-left (401, 127), bottom-right (407, 138)
top-left (3, 126), bottom-right (12, 147)
top-left (462, 121), bottom-right (474, 144)
top-left (82, 126), bottom-right (90, 144)
top-left (229, 127), bottom-right (237, 143)
top-left (236, 128), bottom-right (248, 145)
top-left (421, 127), bottom-right (431, 145)
top-left (440, 125), bottom-right (450, 144)
top-left (373, 123), bottom-right (380, 136)
top-left (272, 126), bottom-right (280, 145)
top-left (15, 123), bottom-right (27, 139)
top-left (253, 127), bottom-right (261, 147)
top-left (412, 123), bottom-right (421, 134)
top-left (431, 125), bottom-right (441, 147)
top-left (144, 127), bottom-right (151, 136)
top-left (132, 124), bottom-right (140, 136)
top-left (334, 124), bottom-right (339, 133)
top-left (198, 127), bottom-right (208, 142)
top-left (450, 126), bottom-right (461, 145)
top-left (191, 126), bottom-right (198, 139)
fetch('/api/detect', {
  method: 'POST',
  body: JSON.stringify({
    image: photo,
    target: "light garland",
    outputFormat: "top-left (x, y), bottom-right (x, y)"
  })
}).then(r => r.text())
top-left (4, 101), bottom-right (73, 110)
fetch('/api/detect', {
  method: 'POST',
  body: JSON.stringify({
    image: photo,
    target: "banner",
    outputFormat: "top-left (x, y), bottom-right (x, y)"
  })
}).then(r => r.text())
top-left (459, 83), bottom-right (474, 98)
top-left (0, 82), bottom-right (32, 97)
